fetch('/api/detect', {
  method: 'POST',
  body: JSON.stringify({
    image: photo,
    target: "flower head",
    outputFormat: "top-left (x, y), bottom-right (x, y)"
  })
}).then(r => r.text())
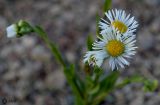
top-left (99, 9), bottom-right (138, 36)
top-left (84, 28), bottom-right (137, 70)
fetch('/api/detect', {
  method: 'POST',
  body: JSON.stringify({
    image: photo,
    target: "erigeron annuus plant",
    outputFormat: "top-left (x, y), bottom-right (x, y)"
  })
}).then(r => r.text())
top-left (6, 0), bottom-right (158, 105)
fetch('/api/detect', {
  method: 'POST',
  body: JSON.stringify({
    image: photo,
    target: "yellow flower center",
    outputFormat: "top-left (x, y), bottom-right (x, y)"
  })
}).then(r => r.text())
top-left (106, 40), bottom-right (125, 57)
top-left (112, 20), bottom-right (128, 33)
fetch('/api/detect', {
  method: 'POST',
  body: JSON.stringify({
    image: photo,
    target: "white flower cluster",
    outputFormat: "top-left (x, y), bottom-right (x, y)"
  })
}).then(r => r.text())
top-left (84, 9), bottom-right (138, 70)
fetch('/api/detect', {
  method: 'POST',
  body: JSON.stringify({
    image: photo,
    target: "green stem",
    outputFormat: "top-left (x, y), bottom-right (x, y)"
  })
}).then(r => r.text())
top-left (32, 26), bottom-right (86, 104)
top-left (92, 71), bottom-right (120, 105)
top-left (33, 26), bottom-right (66, 67)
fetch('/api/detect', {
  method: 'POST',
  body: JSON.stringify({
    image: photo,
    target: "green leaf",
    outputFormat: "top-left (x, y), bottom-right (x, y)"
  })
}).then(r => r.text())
top-left (88, 84), bottom-right (100, 95)
top-left (75, 78), bottom-right (85, 97)
top-left (143, 79), bottom-right (158, 92)
top-left (130, 75), bottom-right (144, 82)
top-left (93, 66), bottom-right (103, 83)
top-left (49, 42), bottom-right (66, 67)
top-left (75, 96), bottom-right (84, 105)
top-left (104, 0), bottom-right (112, 12)
top-left (87, 35), bottom-right (94, 51)
top-left (90, 71), bottom-right (119, 105)
top-left (116, 75), bottom-right (158, 92)
top-left (64, 64), bottom-right (74, 79)
top-left (86, 75), bottom-right (94, 87)
top-left (64, 65), bottom-right (81, 98)
top-left (116, 75), bottom-right (144, 89)
top-left (64, 65), bottom-right (85, 101)
top-left (93, 66), bottom-right (103, 74)
top-left (100, 71), bottom-right (119, 92)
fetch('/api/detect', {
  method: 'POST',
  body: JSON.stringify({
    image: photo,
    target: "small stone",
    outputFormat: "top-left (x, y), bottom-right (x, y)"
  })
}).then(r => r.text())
top-left (3, 70), bottom-right (17, 80)
top-left (16, 79), bottom-right (30, 89)
top-left (34, 80), bottom-right (45, 90)
top-left (145, 95), bottom-right (160, 105)
top-left (0, 16), bottom-right (7, 28)
top-left (138, 29), bottom-right (155, 51)
top-left (35, 95), bottom-right (45, 105)
top-left (153, 57), bottom-right (160, 77)
top-left (145, 0), bottom-right (160, 6)
top-left (18, 68), bottom-right (33, 79)
top-left (150, 18), bottom-right (160, 34)
top-left (15, 88), bottom-right (27, 100)
top-left (45, 70), bottom-right (65, 90)
top-left (21, 36), bottom-right (37, 49)
top-left (2, 84), bottom-right (15, 95)
top-left (34, 2), bottom-right (51, 10)
top-left (49, 5), bottom-right (61, 15)
top-left (130, 91), bottom-right (144, 105)
top-left (13, 44), bottom-right (26, 55)
top-left (66, 51), bottom-right (75, 63)
top-left (115, 91), bottom-right (125, 105)
top-left (31, 45), bottom-right (51, 61)
top-left (0, 46), bottom-right (13, 58)
top-left (8, 61), bottom-right (21, 71)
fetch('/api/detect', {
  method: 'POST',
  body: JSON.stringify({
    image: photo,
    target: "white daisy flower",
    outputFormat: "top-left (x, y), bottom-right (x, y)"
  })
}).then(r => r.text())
top-left (84, 28), bottom-right (137, 70)
top-left (6, 24), bottom-right (18, 38)
top-left (99, 9), bottom-right (138, 36)
top-left (84, 50), bottom-right (106, 67)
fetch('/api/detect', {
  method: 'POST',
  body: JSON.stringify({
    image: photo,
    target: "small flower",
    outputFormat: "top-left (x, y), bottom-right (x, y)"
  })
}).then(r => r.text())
top-left (84, 50), bottom-right (105, 67)
top-left (84, 28), bottom-right (137, 70)
top-left (99, 9), bottom-right (138, 36)
top-left (6, 24), bottom-right (18, 38)
top-left (6, 20), bottom-right (33, 38)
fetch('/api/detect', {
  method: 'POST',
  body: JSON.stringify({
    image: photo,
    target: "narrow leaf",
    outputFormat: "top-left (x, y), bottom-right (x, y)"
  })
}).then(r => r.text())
top-left (88, 84), bottom-right (100, 95)
top-left (143, 79), bottom-right (158, 92)
top-left (100, 71), bottom-right (119, 92)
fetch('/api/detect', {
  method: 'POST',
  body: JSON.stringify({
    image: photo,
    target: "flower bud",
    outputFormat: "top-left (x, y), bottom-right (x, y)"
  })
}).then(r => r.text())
top-left (6, 20), bottom-right (33, 38)
top-left (6, 24), bottom-right (18, 38)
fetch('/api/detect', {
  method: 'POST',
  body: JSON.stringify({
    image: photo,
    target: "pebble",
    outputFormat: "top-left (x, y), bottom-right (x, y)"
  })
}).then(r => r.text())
top-left (138, 29), bottom-right (155, 51)
top-left (145, 0), bottom-right (160, 6)
top-left (21, 36), bottom-right (37, 49)
top-left (3, 70), bottom-right (17, 80)
top-left (0, 16), bottom-right (7, 28)
top-left (66, 51), bottom-right (75, 63)
top-left (150, 18), bottom-right (160, 34)
top-left (45, 70), bottom-right (65, 90)
top-left (31, 45), bottom-right (51, 61)
top-left (130, 91), bottom-right (144, 105)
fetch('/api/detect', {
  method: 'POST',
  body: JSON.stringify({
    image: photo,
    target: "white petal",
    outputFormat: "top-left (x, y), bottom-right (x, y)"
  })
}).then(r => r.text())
top-left (83, 50), bottom-right (107, 67)
top-left (6, 24), bottom-right (17, 38)
top-left (109, 57), bottom-right (116, 70)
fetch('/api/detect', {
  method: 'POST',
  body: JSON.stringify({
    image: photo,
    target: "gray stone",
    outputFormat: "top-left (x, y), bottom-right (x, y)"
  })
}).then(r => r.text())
top-left (138, 29), bottom-right (155, 51)
top-left (45, 70), bottom-right (65, 90)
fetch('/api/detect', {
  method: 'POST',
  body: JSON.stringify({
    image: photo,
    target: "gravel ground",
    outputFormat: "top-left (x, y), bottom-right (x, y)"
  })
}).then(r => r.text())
top-left (0, 0), bottom-right (160, 105)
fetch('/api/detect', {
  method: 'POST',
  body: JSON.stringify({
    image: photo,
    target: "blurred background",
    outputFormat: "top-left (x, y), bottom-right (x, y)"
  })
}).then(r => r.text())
top-left (0, 0), bottom-right (160, 105)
